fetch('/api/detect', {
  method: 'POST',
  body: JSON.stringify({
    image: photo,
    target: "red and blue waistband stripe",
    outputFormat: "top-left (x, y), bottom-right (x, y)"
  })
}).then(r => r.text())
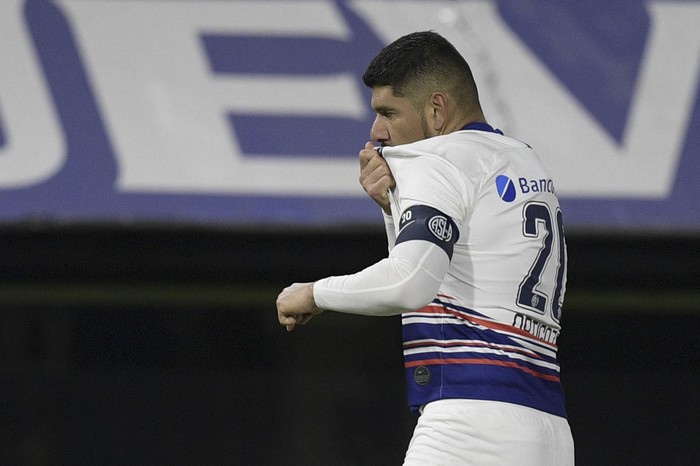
top-left (403, 299), bottom-right (559, 352)
top-left (401, 301), bottom-right (562, 381)
top-left (401, 299), bottom-right (567, 417)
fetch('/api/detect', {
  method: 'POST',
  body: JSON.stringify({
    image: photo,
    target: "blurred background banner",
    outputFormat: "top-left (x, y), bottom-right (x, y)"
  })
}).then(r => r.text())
top-left (1, 0), bottom-right (699, 231)
top-left (2, 2), bottom-right (700, 465)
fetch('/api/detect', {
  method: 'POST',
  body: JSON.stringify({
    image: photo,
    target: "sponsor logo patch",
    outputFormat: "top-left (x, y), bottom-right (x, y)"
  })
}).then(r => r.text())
top-left (496, 175), bottom-right (517, 202)
top-left (414, 366), bottom-right (431, 385)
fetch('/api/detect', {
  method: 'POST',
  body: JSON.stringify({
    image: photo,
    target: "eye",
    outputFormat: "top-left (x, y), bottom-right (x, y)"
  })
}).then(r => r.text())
top-left (373, 106), bottom-right (395, 119)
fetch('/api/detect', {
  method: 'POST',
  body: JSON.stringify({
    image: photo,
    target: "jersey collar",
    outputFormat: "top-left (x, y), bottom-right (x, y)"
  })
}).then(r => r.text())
top-left (461, 122), bottom-right (504, 135)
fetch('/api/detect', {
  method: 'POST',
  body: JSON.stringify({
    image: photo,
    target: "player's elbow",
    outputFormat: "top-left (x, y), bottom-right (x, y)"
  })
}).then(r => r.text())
top-left (380, 269), bottom-right (442, 314)
top-left (400, 282), bottom-right (442, 310)
top-left (375, 245), bottom-right (447, 314)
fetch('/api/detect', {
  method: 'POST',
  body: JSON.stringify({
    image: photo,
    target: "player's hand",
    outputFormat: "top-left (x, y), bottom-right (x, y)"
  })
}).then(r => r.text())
top-left (359, 141), bottom-right (395, 215)
top-left (276, 282), bottom-right (324, 331)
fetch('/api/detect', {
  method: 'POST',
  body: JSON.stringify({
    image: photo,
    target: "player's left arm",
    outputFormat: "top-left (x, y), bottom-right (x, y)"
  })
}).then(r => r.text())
top-left (312, 203), bottom-right (459, 316)
top-left (313, 154), bottom-right (464, 315)
top-left (276, 153), bottom-right (465, 327)
top-left (276, 282), bottom-right (323, 332)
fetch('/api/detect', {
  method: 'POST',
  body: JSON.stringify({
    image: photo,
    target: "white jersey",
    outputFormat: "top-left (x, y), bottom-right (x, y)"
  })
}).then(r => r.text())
top-left (315, 126), bottom-right (568, 417)
top-left (384, 129), bottom-right (566, 329)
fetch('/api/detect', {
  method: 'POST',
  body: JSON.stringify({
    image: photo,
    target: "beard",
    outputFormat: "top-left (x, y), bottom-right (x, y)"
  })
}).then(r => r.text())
top-left (420, 112), bottom-right (432, 139)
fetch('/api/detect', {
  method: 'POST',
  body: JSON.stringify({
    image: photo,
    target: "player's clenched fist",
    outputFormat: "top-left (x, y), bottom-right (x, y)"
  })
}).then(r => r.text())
top-left (276, 282), bottom-right (324, 331)
top-left (359, 141), bottom-right (395, 215)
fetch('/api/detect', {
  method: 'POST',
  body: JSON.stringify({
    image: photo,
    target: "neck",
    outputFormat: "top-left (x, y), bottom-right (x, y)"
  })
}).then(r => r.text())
top-left (439, 112), bottom-right (486, 136)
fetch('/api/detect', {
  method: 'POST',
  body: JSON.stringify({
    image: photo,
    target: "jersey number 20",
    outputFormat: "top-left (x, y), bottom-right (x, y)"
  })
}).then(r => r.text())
top-left (517, 202), bottom-right (566, 322)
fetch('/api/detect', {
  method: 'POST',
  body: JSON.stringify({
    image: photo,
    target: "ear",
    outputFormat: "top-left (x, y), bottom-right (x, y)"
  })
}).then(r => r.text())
top-left (428, 92), bottom-right (448, 133)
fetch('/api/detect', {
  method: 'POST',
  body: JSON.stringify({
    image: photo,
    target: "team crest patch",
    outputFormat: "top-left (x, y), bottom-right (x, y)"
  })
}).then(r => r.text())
top-left (428, 215), bottom-right (453, 242)
top-left (414, 366), bottom-right (431, 385)
top-left (394, 205), bottom-right (459, 258)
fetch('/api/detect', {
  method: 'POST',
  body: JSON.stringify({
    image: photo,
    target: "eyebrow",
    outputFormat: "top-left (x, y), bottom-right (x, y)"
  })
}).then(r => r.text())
top-left (372, 105), bottom-right (394, 115)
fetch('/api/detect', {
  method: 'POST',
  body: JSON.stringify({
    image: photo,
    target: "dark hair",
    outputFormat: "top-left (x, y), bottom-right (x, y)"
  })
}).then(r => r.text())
top-left (362, 31), bottom-right (479, 108)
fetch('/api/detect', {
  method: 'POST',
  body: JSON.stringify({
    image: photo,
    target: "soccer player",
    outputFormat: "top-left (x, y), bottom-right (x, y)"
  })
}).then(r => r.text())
top-left (276, 31), bottom-right (574, 465)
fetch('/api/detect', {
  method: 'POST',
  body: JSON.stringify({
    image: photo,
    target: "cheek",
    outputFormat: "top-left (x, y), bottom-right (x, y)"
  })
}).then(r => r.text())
top-left (399, 118), bottom-right (426, 144)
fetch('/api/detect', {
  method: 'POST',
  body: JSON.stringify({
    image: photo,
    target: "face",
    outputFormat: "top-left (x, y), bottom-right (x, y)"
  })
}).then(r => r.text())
top-left (369, 85), bottom-right (432, 147)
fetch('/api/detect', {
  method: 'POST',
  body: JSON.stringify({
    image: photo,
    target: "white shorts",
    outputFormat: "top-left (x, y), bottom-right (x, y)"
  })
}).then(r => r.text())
top-left (403, 399), bottom-right (575, 466)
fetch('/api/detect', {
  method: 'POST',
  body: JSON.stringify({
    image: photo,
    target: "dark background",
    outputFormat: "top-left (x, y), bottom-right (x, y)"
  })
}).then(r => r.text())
top-left (1, 225), bottom-right (699, 465)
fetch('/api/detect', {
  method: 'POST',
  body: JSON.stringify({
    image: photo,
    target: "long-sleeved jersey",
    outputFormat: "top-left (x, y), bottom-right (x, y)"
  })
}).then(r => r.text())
top-left (315, 124), bottom-right (568, 417)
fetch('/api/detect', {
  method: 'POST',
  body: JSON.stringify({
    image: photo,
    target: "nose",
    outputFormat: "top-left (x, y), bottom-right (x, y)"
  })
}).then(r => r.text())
top-left (370, 115), bottom-right (389, 144)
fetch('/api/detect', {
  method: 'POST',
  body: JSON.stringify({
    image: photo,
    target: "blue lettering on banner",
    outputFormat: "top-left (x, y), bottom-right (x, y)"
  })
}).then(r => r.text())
top-left (497, 1), bottom-right (649, 143)
top-left (18, 0), bottom-right (118, 208)
top-left (201, 1), bottom-right (382, 157)
top-left (0, 0), bottom-right (697, 231)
